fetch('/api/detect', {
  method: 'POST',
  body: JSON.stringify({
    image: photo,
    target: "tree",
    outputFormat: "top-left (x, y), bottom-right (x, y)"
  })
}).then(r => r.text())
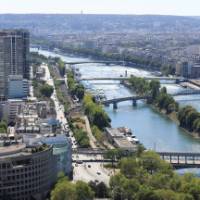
top-left (140, 151), bottom-right (172, 175)
top-left (160, 87), bottom-right (167, 94)
top-left (93, 107), bottom-right (111, 129)
top-left (57, 58), bottom-right (66, 76)
top-left (137, 186), bottom-right (159, 200)
top-left (149, 80), bottom-right (160, 101)
top-left (192, 118), bottom-right (200, 134)
top-left (185, 110), bottom-right (199, 131)
top-left (74, 84), bottom-right (85, 100)
top-left (83, 94), bottom-right (111, 129)
top-left (110, 173), bottom-right (127, 200)
top-left (75, 181), bottom-right (94, 200)
top-left (120, 157), bottom-right (139, 178)
top-left (91, 125), bottom-right (104, 143)
top-left (178, 106), bottom-right (197, 129)
top-left (105, 149), bottom-right (120, 167)
top-left (40, 83), bottom-right (54, 98)
top-left (0, 121), bottom-right (7, 133)
top-left (51, 177), bottom-right (76, 200)
top-left (51, 178), bottom-right (94, 200)
top-left (89, 181), bottom-right (109, 198)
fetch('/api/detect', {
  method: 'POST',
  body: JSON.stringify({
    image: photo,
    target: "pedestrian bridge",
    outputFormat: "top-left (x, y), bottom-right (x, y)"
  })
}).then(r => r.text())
top-left (72, 148), bottom-right (200, 168)
top-left (173, 89), bottom-right (200, 96)
top-left (158, 152), bottom-right (200, 169)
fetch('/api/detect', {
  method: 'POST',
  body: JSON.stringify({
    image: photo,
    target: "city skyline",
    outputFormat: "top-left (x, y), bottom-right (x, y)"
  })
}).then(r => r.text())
top-left (0, 0), bottom-right (200, 16)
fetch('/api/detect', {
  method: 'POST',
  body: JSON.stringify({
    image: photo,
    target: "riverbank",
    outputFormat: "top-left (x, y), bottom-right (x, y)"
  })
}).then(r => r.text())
top-left (36, 46), bottom-right (167, 74)
top-left (123, 77), bottom-right (200, 139)
top-left (36, 48), bottom-right (200, 152)
top-left (150, 104), bottom-right (200, 139)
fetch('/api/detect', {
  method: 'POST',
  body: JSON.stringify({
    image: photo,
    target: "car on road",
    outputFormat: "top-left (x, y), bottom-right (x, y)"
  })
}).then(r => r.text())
top-left (97, 172), bottom-right (101, 175)
top-left (88, 165), bottom-right (91, 168)
top-left (76, 160), bottom-right (83, 164)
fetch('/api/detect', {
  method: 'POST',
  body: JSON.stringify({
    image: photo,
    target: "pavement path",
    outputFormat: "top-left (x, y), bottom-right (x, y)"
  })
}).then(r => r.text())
top-left (83, 116), bottom-right (97, 148)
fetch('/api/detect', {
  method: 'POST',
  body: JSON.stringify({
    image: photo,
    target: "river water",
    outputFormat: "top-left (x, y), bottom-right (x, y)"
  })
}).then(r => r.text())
top-left (34, 49), bottom-right (200, 153)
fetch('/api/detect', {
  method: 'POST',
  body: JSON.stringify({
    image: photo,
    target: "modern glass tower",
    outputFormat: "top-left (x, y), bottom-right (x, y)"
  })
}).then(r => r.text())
top-left (0, 29), bottom-right (30, 100)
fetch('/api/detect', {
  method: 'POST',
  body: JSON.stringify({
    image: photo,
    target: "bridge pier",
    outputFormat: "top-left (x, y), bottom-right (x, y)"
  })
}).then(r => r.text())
top-left (132, 99), bottom-right (137, 106)
top-left (113, 102), bottom-right (118, 110)
top-left (104, 103), bottom-right (110, 107)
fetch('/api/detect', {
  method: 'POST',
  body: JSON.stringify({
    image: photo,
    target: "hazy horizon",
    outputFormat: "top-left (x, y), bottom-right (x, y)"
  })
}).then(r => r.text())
top-left (0, 0), bottom-right (200, 16)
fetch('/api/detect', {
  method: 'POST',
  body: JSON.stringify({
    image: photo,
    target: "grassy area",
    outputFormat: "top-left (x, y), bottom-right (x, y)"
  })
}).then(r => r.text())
top-left (54, 80), bottom-right (70, 114)
top-left (70, 117), bottom-right (90, 148)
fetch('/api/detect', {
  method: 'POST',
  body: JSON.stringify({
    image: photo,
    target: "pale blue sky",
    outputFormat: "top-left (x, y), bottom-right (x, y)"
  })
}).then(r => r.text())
top-left (0, 0), bottom-right (200, 16)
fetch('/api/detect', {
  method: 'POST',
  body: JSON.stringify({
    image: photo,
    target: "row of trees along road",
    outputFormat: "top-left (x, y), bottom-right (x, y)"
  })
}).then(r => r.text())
top-left (83, 93), bottom-right (111, 130)
top-left (51, 151), bottom-right (200, 200)
top-left (110, 150), bottom-right (200, 200)
top-left (128, 77), bottom-right (200, 135)
top-left (51, 173), bottom-right (94, 200)
top-left (67, 70), bottom-right (85, 100)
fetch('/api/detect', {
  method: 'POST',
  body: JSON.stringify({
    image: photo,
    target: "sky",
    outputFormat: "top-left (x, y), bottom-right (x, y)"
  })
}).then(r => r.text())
top-left (0, 0), bottom-right (200, 16)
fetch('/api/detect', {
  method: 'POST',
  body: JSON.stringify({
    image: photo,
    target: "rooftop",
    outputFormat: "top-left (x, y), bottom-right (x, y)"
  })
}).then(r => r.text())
top-left (105, 127), bottom-right (124, 138)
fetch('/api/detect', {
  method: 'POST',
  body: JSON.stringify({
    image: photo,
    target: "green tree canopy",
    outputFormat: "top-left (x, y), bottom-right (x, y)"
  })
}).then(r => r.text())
top-left (40, 83), bottom-right (54, 98)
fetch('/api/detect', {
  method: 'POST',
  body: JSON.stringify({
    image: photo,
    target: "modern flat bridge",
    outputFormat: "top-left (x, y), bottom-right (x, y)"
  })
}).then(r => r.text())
top-left (73, 148), bottom-right (200, 168)
top-left (65, 61), bottom-right (125, 65)
top-left (173, 89), bottom-right (200, 96)
top-left (79, 76), bottom-right (184, 82)
top-left (158, 152), bottom-right (200, 169)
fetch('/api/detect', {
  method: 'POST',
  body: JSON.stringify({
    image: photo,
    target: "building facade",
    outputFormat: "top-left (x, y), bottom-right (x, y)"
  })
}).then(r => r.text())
top-left (0, 143), bottom-right (55, 200)
top-left (41, 134), bottom-right (72, 178)
top-left (8, 75), bottom-right (29, 99)
top-left (0, 29), bottom-right (30, 99)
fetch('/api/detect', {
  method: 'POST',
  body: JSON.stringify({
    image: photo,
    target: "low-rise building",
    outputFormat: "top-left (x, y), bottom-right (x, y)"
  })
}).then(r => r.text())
top-left (0, 99), bottom-right (25, 123)
top-left (105, 128), bottom-right (137, 151)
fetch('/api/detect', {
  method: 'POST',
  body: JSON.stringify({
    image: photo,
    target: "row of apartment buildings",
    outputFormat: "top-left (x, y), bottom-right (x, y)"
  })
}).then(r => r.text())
top-left (0, 29), bottom-right (72, 200)
top-left (176, 61), bottom-right (200, 78)
top-left (0, 100), bottom-right (72, 200)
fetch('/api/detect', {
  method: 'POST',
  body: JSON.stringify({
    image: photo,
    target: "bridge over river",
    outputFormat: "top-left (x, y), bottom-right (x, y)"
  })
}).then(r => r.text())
top-left (65, 61), bottom-right (125, 65)
top-left (98, 89), bottom-right (200, 109)
top-left (73, 148), bottom-right (200, 169)
top-left (79, 76), bottom-right (185, 82)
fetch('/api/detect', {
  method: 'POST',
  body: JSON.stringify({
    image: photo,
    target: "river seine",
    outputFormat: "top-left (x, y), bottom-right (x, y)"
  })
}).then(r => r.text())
top-left (35, 49), bottom-right (200, 153)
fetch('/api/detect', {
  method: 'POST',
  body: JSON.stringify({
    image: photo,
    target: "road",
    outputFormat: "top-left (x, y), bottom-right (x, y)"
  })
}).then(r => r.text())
top-left (29, 65), bottom-right (34, 98)
top-left (83, 116), bottom-right (97, 148)
top-left (73, 161), bottom-right (113, 186)
top-left (41, 64), bottom-right (77, 148)
top-left (41, 63), bottom-right (113, 184)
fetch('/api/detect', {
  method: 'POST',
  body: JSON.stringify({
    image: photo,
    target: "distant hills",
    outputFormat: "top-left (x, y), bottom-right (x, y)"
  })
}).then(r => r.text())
top-left (0, 14), bottom-right (200, 35)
